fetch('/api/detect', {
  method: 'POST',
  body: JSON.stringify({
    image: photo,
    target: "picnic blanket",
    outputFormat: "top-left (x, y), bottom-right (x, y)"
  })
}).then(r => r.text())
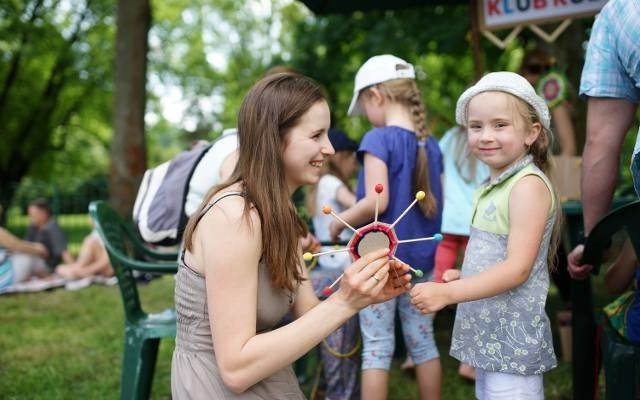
top-left (0, 275), bottom-right (117, 295)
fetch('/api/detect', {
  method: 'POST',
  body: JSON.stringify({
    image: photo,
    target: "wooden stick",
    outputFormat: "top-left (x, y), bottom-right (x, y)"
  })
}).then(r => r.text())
top-left (322, 273), bottom-right (344, 296)
top-left (323, 205), bottom-right (359, 235)
top-left (390, 191), bottom-right (425, 229)
top-left (374, 183), bottom-right (383, 223)
top-left (397, 233), bottom-right (443, 244)
top-left (303, 247), bottom-right (351, 261)
top-left (393, 255), bottom-right (423, 278)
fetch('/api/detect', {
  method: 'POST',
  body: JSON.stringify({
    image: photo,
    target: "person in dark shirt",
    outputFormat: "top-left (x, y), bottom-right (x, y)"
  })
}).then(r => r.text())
top-left (24, 198), bottom-right (73, 270)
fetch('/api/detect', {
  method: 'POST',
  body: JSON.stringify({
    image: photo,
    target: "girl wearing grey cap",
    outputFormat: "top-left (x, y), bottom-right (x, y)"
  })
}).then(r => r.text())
top-left (410, 72), bottom-right (561, 399)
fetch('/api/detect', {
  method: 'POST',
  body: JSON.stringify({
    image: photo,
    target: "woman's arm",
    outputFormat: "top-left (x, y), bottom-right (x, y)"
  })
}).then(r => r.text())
top-left (410, 175), bottom-right (551, 312)
top-left (329, 154), bottom-right (388, 240)
top-left (196, 196), bottom-right (407, 393)
top-left (293, 254), bottom-right (321, 317)
top-left (604, 239), bottom-right (638, 295)
top-left (0, 228), bottom-right (48, 258)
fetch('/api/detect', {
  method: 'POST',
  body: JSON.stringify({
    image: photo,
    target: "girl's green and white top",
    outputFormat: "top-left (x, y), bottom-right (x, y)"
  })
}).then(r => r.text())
top-left (450, 155), bottom-right (557, 375)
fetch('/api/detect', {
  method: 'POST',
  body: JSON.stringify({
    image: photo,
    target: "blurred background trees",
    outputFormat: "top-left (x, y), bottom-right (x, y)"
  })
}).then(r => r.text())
top-left (1, 0), bottom-right (610, 221)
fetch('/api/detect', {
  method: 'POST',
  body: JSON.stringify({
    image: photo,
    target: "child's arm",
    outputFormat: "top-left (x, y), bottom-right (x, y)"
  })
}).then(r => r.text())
top-left (335, 184), bottom-right (356, 209)
top-left (410, 175), bottom-right (551, 313)
top-left (329, 154), bottom-right (388, 240)
top-left (604, 239), bottom-right (638, 295)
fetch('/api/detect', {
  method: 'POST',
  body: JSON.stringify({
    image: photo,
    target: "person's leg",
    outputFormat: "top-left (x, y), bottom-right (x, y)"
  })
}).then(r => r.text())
top-left (458, 362), bottom-right (476, 380)
top-left (310, 267), bottom-right (361, 399)
top-left (10, 253), bottom-right (48, 282)
top-left (474, 368), bottom-right (485, 400)
top-left (433, 234), bottom-right (459, 283)
top-left (76, 234), bottom-right (103, 268)
top-left (478, 371), bottom-right (544, 400)
top-left (400, 288), bottom-right (441, 400)
top-left (57, 234), bottom-right (106, 279)
top-left (360, 299), bottom-right (396, 400)
top-left (320, 313), bottom-right (361, 400)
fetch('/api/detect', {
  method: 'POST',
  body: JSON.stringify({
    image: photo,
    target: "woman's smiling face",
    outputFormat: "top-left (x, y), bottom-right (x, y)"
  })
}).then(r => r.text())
top-left (282, 100), bottom-right (333, 193)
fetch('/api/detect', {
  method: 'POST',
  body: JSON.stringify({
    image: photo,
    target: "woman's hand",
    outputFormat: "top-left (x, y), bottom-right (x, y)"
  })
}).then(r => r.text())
top-left (409, 282), bottom-right (450, 314)
top-left (374, 258), bottom-right (411, 302)
top-left (334, 249), bottom-right (410, 311)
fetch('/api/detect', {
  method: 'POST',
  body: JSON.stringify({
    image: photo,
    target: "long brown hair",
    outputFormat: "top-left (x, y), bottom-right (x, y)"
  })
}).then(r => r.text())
top-left (509, 95), bottom-right (561, 270)
top-left (184, 73), bottom-right (326, 291)
top-left (364, 74), bottom-right (438, 217)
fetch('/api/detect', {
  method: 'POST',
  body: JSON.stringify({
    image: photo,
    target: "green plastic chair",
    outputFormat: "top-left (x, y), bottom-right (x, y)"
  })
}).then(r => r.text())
top-left (89, 200), bottom-right (178, 400)
top-left (582, 199), bottom-right (640, 400)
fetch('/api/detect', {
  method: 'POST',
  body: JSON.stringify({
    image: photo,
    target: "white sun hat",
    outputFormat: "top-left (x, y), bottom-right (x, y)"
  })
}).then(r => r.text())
top-left (455, 71), bottom-right (551, 132)
top-left (347, 54), bottom-right (416, 117)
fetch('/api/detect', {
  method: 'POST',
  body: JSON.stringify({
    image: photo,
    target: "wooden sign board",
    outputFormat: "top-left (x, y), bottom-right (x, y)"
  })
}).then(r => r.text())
top-left (479, 0), bottom-right (608, 31)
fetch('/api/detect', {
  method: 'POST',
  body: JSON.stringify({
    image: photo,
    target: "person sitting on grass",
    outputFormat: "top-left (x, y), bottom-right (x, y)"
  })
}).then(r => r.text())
top-left (0, 205), bottom-right (50, 289)
top-left (56, 218), bottom-right (113, 281)
top-left (24, 198), bottom-right (74, 271)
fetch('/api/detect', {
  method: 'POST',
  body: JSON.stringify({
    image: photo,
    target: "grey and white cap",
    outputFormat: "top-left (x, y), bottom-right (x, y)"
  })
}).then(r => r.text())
top-left (455, 71), bottom-right (551, 132)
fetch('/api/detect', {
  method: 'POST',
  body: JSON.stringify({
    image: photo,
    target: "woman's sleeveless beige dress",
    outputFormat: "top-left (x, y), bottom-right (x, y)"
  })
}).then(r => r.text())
top-left (171, 194), bottom-right (305, 399)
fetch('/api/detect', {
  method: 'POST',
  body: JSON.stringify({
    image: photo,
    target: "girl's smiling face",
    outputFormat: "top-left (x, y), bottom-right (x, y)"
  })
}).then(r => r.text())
top-left (282, 100), bottom-right (333, 193)
top-left (466, 91), bottom-right (541, 178)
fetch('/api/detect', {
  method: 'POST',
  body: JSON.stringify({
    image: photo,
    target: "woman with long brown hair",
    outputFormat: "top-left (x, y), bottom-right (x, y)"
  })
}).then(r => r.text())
top-left (171, 73), bottom-right (411, 399)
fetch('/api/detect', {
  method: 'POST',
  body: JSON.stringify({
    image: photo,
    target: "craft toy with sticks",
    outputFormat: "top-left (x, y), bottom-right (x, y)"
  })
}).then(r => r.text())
top-left (304, 184), bottom-right (442, 296)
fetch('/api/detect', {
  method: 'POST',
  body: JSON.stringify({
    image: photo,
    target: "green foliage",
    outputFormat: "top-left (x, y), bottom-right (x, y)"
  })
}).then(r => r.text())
top-left (0, 0), bottom-right (114, 213)
top-left (146, 0), bottom-right (306, 165)
top-left (288, 5), bottom-right (522, 139)
top-left (8, 175), bottom-right (108, 216)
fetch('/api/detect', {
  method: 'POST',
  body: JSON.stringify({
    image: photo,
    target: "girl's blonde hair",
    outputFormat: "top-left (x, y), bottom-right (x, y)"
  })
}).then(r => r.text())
top-left (449, 126), bottom-right (479, 183)
top-left (361, 75), bottom-right (438, 217)
top-left (508, 95), bottom-right (561, 270)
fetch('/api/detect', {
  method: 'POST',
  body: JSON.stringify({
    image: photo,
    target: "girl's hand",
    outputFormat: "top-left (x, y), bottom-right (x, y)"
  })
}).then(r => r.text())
top-left (334, 249), bottom-right (410, 311)
top-left (409, 282), bottom-right (449, 314)
top-left (442, 269), bottom-right (460, 282)
top-left (300, 232), bottom-right (321, 254)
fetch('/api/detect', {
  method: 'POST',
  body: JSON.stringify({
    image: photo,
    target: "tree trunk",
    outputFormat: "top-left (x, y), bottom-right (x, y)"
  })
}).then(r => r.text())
top-left (110, 0), bottom-right (150, 218)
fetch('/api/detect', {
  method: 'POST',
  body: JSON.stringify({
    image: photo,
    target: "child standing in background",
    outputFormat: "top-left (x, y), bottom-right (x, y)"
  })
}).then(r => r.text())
top-left (330, 54), bottom-right (443, 400)
top-left (308, 128), bottom-right (361, 399)
top-left (411, 72), bottom-right (560, 400)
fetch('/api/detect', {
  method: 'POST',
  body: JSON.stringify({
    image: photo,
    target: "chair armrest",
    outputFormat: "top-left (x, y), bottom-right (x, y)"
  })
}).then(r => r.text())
top-left (109, 249), bottom-right (178, 274)
top-left (124, 225), bottom-right (179, 261)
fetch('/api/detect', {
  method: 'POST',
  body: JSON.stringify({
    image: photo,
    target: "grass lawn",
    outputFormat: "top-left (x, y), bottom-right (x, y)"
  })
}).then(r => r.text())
top-left (3, 213), bottom-right (612, 399)
top-left (1, 274), bottom-right (580, 399)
